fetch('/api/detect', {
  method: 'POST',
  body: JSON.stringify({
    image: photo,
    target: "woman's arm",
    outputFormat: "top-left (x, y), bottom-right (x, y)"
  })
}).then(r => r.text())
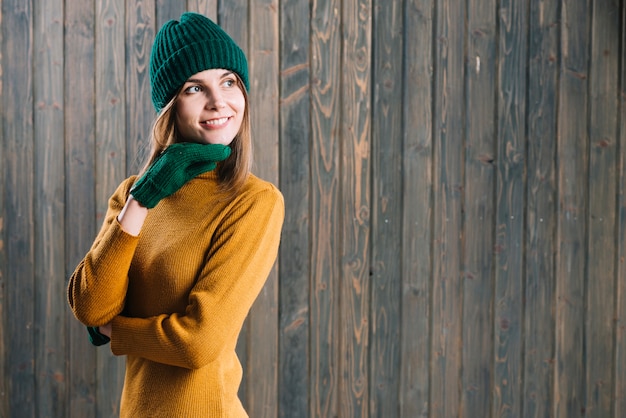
top-left (94, 197), bottom-right (146, 339)
top-left (109, 185), bottom-right (285, 369)
top-left (99, 322), bottom-right (113, 338)
top-left (67, 178), bottom-right (141, 326)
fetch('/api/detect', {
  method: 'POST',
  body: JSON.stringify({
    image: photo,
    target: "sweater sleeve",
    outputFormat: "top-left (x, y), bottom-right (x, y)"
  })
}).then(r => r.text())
top-left (110, 185), bottom-right (284, 369)
top-left (67, 177), bottom-right (140, 326)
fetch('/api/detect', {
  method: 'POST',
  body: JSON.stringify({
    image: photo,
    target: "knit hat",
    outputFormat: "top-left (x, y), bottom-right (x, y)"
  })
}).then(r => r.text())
top-left (150, 12), bottom-right (249, 111)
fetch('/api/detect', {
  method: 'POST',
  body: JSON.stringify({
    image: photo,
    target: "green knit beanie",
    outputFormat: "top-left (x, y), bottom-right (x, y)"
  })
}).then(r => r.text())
top-left (150, 12), bottom-right (249, 111)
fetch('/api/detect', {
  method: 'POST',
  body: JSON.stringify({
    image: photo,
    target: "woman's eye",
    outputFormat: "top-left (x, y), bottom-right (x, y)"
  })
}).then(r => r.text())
top-left (185, 85), bottom-right (201, 94)
top-left (223, 79), bottom-right (236, 88)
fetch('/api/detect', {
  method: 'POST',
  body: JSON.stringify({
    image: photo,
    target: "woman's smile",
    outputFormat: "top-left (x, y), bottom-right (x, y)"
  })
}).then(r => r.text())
top-left (201, 116), bottom-right (232, 128)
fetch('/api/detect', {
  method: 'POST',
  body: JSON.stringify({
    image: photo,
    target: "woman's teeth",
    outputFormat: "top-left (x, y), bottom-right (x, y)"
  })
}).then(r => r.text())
top-left (204, 117), bottom-right (229, 125)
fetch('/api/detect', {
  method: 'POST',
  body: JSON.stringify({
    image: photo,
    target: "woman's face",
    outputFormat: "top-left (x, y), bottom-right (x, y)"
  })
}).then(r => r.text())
top-left (175, 69), bottom-right (246, 146)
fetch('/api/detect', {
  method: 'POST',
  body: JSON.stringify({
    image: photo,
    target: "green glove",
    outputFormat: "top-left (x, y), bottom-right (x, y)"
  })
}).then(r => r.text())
top-left (131, 142), bottom-right (231, 208)
top-left (86, 326), bottom-right (110, 346)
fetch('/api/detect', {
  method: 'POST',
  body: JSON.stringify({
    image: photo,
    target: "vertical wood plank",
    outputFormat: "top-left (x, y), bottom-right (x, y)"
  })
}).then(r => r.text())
top-left (462, 0), bottom-right (496, 416)
top-left (249, 0), bottom-right (279, 177)
top-left (33, 0), bottom-right (65, 415)
top-left (96, 0), bottom-right (127, 416)
top-left (309, 0), bottom-right (341, 415)
top-left (431, 0), bottom-right (465, 416)
top-left (615, 3), bottom-right (626, 415)
top-left (493, 1), bottom-right (528, 417)
top-left (125, 0), bottom-right (154, 176)
top-left (218, 1), bottom-right (251, 407)
top-left (370, 0), bottom-right (404, 414)
top-left (247, 0), bottom-right (280, 416)
top-left (585, 1), bottom-right (620, 416)
top-left (524, 0), bottom-right (559, 416)
top-left (64, 1), bottom-right (97, 416)
top-left (0, 0), bottom-right (5, 413)
top-left (97, 1), bottom-right (126, 204)
top-left (186, 0), bottom-right (218, 20)
top-left (3, 1), bottom-right (35, 416)
top-left (155, 0), bottom-right (185, 27)
top-left (554, 1), bottom-right (591, 417)
top-left (278, 0), bottom-right (311, 415)
top-left (401, 0), bottom-right (433, 416)
top-left (615, 4), bottom-right (626, 416)
top-left (340, 0), bottom-right (372, 415)
top-left (218, 0), bottom-right (247, 35)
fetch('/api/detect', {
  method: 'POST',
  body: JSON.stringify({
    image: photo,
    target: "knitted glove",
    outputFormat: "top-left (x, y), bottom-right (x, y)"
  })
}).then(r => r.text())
top-left (86, 326), bottom-right (110, 346)
top-left (131, 143), bottom-right (231, 208)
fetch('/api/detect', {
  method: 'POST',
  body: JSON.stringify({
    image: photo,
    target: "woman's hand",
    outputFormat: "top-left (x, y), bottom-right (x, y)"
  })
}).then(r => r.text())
top-left (99, 322), bottom-right (113, 338)
top-left (86, 325), bottom-right (111, 346)
top-left (130, 142), bottom-right (231, 208)
top-left (117, 195), bottom-right (149, 236)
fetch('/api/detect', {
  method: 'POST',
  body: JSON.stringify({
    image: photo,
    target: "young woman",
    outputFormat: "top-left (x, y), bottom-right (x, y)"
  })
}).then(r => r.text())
top-left (68, 12), bottom-right (284, 417)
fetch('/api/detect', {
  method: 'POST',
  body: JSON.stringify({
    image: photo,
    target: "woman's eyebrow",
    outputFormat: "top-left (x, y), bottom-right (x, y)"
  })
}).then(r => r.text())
top-left (185, 71), bottom-right (235, 84)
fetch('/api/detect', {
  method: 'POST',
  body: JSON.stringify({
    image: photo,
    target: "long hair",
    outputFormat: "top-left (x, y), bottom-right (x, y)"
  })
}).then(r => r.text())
top-left (139, 75), bottom-right (252, 197)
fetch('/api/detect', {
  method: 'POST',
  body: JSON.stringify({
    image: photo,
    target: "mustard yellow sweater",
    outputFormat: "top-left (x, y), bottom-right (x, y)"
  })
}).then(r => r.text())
top-left (68, 171), bottom-right (284, 417)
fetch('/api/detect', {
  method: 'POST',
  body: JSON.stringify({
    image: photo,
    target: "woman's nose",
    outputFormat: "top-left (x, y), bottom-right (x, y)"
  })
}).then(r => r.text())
top-left (205, 89), bottom-right (226, 109)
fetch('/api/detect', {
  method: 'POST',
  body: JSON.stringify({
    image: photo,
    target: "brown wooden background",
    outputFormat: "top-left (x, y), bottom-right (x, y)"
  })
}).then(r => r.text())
top-left (1, 0), bottom-right (625, 417)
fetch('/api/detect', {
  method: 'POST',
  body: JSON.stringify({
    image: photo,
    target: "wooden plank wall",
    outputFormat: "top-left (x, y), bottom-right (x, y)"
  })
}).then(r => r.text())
top-left (0, 0), bottom-right (625, 417)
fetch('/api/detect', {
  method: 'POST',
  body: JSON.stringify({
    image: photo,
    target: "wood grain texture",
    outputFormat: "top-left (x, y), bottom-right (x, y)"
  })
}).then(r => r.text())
top-left (401, 1), bottom-right (433, 417)
top-left (125, 1), bottom-right (154, 176)
top-left (156, 0), bottom-right (184, 26)
top-left (33, 1), bottom-right (65, 416)
top-left (462, 1), bottom-right (496, 417)
top-left (3, 1), bottom-right (35, 416)
top-left (555, 1), bottom-right (591, 417)
top-left (616, 5), bottom-right (626, 415)
top-left (64, 1), bottom-right (98, 416)
top-left (585, 1), bottom-right (620, 416)
top-left (247, 0), bottom-right (280, 416)
top-left (0, 1), bottom-right (5, 414)
top-left (95, 1), bottom-right (128, 416)
top-left (97, 0), bottom-right (127, 206)
top-left (310, 0), bottom-right (342, 415)
top-left (612, 2), bottom-right (626, 418)
top-left (340, 0), bottom-right (372, 415)
top-left (1, 1), bottom-right (625, 416)
top-left (186, 0), bottom-right (218, 20)
top-left (278, 0), bottom-right (311, 415)
top-left (370, 0), bottom-right (404, 415)
top-left (493, 1), bottom-right (527, 417)
top-left (431, 0), bottom-right (465, 416)
top-left (524, 0), bottom-right (559, 417)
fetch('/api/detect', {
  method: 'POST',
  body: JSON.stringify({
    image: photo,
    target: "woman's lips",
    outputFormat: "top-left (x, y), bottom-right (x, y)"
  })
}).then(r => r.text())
top-left (201, 116), bottom-right (230, 128)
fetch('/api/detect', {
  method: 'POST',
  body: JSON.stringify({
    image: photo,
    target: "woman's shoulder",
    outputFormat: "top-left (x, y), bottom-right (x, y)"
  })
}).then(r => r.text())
top-left (224, 174), bottom-right (284, 229)
top-left (241, 174), bottom-right (283, 201)
top-left (229, 174), bottom-right (284, 216)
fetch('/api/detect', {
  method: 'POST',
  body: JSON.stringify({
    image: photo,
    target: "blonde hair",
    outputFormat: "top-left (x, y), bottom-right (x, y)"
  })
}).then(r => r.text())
top-left (139, 76), bottom-right (252, 197)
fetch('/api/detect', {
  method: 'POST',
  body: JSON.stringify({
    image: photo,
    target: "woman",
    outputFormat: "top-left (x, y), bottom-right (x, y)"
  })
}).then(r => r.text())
top-left (68, 12), bottom-right (284, 417)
